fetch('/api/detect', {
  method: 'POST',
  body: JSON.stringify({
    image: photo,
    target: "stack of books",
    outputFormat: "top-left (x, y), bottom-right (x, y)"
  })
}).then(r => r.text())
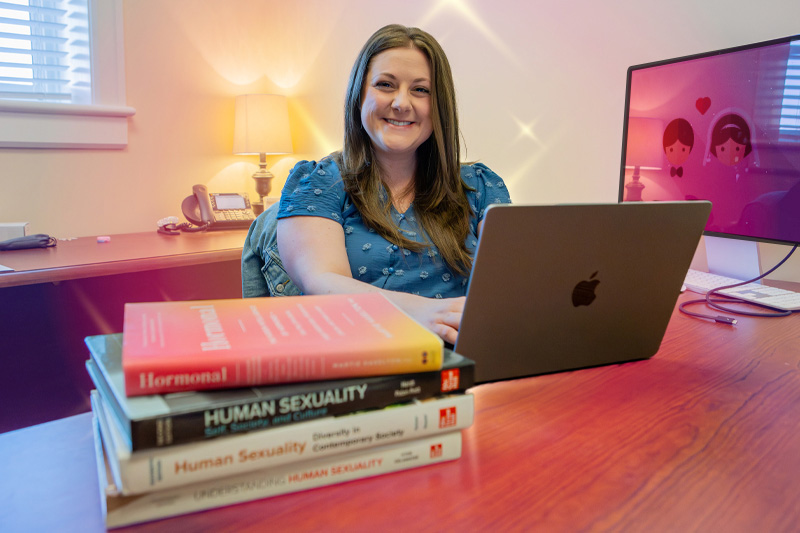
top-left (87, 293), bottom-right (476, 528)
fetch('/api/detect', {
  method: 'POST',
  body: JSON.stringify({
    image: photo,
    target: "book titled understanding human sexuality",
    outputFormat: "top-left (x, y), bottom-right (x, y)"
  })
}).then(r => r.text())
top-left (92, 412), bottom-right (462, 529)
top-left (94, 389), bottom-right (473, 495)
top-left (121, 293), bottom-right (444, 396)
top-left (86, 333), bottom-right (474, 451)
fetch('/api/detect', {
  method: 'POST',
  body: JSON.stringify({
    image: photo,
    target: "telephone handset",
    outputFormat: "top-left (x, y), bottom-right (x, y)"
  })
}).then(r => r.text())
top-left (180, 184), bottom-right (256, 231)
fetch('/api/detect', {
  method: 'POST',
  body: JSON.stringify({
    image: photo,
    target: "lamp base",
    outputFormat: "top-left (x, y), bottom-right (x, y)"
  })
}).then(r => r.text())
top-left (625, 167), bottom-right (645, 201)
top-left (625, 181), bottom-right (645, 202)
top-left (253, 173), bottom-right (273, 195)
top-left (252, 153), bottom-right (274, 213)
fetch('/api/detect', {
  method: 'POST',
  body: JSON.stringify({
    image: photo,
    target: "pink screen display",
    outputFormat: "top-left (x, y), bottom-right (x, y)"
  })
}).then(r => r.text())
top-left (620, 37), bottom-right (800, 244)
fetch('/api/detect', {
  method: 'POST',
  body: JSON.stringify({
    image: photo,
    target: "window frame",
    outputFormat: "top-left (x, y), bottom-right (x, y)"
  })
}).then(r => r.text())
top-left (0, 0), bottom-right (134, 149)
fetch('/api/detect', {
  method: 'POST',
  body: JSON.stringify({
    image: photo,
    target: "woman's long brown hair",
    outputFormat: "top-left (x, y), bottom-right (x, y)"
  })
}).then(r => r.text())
top-left (336, 24), bottom-right (474, 277)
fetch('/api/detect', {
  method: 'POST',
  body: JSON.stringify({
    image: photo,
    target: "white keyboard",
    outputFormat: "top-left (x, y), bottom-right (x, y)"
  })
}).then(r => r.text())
top-left (683, 269), bottom-right (800, 311)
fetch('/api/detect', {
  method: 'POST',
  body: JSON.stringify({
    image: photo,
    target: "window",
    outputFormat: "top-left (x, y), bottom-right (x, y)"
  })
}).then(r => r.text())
top-left (779, 40), bottom-right (800, 142)
top-left (0, 0), bottom-right (90, 103)
top-left (0, 0), bottom-right (133, 149)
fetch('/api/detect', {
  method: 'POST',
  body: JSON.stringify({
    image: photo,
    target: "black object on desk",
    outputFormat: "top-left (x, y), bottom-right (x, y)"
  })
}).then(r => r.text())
top-left (0, 234), bottom-right (56, 251)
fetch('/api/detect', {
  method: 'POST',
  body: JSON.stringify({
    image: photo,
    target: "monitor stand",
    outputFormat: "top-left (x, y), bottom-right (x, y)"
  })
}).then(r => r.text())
top-left (704, 236), bottom-right (761, 282)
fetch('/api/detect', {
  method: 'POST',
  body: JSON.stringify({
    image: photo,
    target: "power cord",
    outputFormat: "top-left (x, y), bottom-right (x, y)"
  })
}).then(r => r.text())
top-left (156, 216), bottom-right (209, 235)
top-left (679, 244), bottom-right (798, 324)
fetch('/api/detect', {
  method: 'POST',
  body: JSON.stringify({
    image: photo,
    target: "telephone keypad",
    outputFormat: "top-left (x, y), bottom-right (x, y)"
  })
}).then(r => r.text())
top-left (208, 192), bottom-right (256, 228)
top-left (217, 210), bottom-right (255, 222)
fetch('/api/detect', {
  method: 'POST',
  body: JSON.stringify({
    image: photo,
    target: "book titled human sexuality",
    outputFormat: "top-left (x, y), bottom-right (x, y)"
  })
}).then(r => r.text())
top-left (121, 293), bottom-right (444, 396)
top-left (94, 388), bottom-right (473, 495)
top-left (91, 410), bottom-right (462, 530)
top-left (87, 333), bottom-right (474, 451)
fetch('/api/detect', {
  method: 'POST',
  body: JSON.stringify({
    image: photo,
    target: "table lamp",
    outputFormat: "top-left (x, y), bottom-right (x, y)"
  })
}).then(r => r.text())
top-left (624, 117), bottom-right (664, 201)
top-left (233, 94), bottom-right (293, 214)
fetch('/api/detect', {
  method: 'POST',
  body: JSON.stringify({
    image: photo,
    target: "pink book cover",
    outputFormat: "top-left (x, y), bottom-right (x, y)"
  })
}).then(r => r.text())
top-left (121, 293), bottom-right (444, 396)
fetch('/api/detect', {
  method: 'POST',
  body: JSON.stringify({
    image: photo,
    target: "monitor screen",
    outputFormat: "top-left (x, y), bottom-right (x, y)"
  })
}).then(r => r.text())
top-left (619, 35), bottom-right (800, 246)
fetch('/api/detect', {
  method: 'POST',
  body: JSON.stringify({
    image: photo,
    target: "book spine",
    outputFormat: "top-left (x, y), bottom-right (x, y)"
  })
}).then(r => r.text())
top-left (123, 345), bottom-right (445, 396)
top-left (104, 431), bottom-right (462, 529)
top-left (116, 393), bottom-right (473, 494)
top-left (128, 363), bottom-right (474, 450)
top-left (123, 361), bottom-right (238, 396)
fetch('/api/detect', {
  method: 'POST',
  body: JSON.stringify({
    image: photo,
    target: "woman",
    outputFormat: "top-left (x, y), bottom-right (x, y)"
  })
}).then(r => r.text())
top-left (276, 24), bottom-right (511, 344)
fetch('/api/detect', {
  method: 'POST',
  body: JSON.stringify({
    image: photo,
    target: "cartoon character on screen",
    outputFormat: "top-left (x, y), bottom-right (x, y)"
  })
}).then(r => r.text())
top-left (662, 118), bottom-right (694, 177)
top-left (709, 113), bottom-right (752, 166)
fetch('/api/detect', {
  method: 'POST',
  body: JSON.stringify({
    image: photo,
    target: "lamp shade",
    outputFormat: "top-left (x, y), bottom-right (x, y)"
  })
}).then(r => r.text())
top-left (233, 94), bottom-right (293, 155)
top-left (625, 117), bottom-right (664, 170)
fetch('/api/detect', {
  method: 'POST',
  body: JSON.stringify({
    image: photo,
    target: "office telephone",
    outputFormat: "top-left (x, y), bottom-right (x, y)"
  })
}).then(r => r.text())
top-left (180, 184), bottom-right (256, 231)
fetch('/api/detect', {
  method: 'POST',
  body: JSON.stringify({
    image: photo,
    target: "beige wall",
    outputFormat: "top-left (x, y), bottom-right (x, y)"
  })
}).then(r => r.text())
top-left (2, 0), bottom-right (799, 278)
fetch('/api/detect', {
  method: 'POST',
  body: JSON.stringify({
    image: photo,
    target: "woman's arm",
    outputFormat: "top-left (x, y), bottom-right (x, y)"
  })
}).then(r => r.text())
top-left (277, 216), bottom-right (464, 344)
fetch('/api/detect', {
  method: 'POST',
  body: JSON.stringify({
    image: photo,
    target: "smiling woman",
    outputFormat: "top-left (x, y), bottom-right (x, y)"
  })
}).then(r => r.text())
top-left (243, 24), bottom-right (512, 344)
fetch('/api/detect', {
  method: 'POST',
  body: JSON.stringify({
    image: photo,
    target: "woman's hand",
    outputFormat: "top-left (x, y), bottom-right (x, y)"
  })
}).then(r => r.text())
top-left (385, 293), bottom-right (465, 345)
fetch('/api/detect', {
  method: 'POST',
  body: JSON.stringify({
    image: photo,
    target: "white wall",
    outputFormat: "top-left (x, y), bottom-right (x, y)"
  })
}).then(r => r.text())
top-left (2, 0), bottom-right (799, 278)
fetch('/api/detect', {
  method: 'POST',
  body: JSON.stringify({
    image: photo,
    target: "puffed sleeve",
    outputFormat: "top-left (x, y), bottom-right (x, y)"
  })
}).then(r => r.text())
top-left (462, 162), bottom-right (512, 222)
top-left (277, 158), bottom-right (347, 224)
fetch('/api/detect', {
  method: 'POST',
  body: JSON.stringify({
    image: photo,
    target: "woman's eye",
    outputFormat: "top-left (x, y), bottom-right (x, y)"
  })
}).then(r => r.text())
top-left (376, 81), bottom-right (392, 89)
top-left (414, 87), bottom-right (431, 94)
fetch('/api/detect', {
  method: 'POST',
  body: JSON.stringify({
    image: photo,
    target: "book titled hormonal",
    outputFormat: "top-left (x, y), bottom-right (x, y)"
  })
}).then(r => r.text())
top-left (122, 293), bottom-right (444, 396)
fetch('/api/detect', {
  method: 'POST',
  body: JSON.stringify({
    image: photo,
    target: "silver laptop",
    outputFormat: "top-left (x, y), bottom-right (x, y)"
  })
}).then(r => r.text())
top-left (455, 201), bottom-right (712, 383)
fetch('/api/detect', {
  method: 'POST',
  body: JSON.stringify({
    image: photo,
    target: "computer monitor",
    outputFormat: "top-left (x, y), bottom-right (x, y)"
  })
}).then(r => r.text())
top-left (619, 35), bottom-right (800, 280)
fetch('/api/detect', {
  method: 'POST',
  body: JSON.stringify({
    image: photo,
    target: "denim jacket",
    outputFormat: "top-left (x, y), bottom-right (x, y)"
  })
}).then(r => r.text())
top-left (241, 203), bottom-right (302, 298)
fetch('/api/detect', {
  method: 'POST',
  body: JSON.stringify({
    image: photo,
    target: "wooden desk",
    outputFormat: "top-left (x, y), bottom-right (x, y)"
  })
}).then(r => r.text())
top-left (0, 229), bottom-right (249, 288)
top-left (1, 292), bottom-right (798, 532)
top-left (0, 230), bottom-right (249, 433)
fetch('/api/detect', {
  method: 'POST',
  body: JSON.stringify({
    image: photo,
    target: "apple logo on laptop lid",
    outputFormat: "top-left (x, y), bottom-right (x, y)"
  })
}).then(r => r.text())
top-left (572, 271), bottom-right (600, 307)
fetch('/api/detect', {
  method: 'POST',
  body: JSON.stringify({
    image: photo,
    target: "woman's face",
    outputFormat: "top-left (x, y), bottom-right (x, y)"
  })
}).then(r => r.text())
top-left (360, 46), bottom-right (433, 163)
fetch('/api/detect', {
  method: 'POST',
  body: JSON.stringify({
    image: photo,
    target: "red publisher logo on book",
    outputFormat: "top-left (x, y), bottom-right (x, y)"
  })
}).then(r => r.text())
top-left (440, 369), bottom-right (460, 392)
top-left (430, 443), bottom-right (443, 458)
top-left (439, 407), bottom-right (457, 429)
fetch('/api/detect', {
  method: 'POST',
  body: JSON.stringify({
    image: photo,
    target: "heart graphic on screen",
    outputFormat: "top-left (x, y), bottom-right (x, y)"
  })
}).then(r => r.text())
top-left (696, 97), bottom-right (711, 115)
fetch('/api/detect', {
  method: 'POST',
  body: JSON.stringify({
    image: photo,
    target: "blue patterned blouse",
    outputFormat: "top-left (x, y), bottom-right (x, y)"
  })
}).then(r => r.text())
top-left (277, 157), bottom-right (512, 299)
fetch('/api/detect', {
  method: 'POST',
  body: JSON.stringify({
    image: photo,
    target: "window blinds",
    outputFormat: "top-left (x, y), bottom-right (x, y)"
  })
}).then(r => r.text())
top-left (779, 40), bottom-right (800, 142)
top-left (0, 0), bottom-right (90, 104)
